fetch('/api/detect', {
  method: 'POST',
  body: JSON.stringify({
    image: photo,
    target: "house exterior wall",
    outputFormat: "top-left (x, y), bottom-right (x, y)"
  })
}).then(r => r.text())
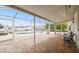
top-left (73, 8), bottom-right (79, 48)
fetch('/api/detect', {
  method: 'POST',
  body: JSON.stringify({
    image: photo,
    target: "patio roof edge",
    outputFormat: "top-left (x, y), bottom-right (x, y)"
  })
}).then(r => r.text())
top-left (7, 5), bottom-right (55, 23)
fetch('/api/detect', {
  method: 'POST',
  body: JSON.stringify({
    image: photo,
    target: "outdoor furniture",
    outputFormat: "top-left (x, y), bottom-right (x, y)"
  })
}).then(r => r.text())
top-left (63, 31), bottom-right (75, 44)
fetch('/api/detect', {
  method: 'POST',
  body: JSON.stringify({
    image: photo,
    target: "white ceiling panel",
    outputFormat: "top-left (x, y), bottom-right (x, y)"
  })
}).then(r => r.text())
top-left (10, 5), bottom-right (78, 23)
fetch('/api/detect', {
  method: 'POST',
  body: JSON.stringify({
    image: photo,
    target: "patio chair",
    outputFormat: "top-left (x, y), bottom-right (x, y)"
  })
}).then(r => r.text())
top-left (64, 31), bottom-right (75, 44)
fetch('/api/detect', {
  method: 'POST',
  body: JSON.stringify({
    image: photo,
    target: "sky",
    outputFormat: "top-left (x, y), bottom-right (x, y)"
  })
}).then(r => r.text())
top-left (0, 6), bottom-right (49, 27)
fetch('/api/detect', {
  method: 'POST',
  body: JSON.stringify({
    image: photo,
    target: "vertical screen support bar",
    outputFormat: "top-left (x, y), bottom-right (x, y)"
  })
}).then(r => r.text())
top-left (34, 15), bottom-right (36, 52)
top-left (12, 11), bottom-right (18, 40)
top-left (48, 23), bottom-right (50, 34)
top-left (61, 23), bottom-right (62, 32)
top-left (54, 22), bottom-right (56, 34)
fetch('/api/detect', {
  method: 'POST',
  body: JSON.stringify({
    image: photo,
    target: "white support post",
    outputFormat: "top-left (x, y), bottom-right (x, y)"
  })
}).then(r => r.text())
top-left (49, 23), bottom-right (50, 34)
top-left (61, 24), bottom-right (62, 32)
top-left (72, 18), bottom-right (74, 31)
top-left (34, 15), bottom-right (36, 51)
top-left (12, 11), bottom-right (18, 40)
top-left (47, 23), bottom-right (50, 34)
top-left (54, 22), bottom-right (56, 34)
top-left (48, 23), bottom-right (50, 34)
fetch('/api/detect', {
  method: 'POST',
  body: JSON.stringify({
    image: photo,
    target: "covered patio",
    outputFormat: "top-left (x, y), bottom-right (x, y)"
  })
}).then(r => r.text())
top-left (0, 5), bottom-right (79, 53)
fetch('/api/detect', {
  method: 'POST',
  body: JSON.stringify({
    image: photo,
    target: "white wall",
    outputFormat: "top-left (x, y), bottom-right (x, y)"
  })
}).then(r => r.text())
top-left (73, 8), bottom-right (79, 48)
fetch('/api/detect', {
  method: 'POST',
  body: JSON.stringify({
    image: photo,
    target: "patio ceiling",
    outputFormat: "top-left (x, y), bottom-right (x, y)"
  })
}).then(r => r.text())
top-left (9, 5), bottom-right (78, 23)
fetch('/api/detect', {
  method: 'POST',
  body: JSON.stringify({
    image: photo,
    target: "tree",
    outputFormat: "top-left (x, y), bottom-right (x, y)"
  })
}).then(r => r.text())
top-left (45, 22), bottom-right (67, 32)
top-left (50, 23), bottom-right (54, 31)
top-left (0, 24), bottom-right (3, 29)
top-left (61, 22), bottom-right (67, 32)
top-left (56, 22), bottom-right (67, 32)
top-left (45, 23), bottom-right (55, 31)
top-left (56, 24), bottom-right (61, 29)
top-left (46, 23), bottom-right (49, 30)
